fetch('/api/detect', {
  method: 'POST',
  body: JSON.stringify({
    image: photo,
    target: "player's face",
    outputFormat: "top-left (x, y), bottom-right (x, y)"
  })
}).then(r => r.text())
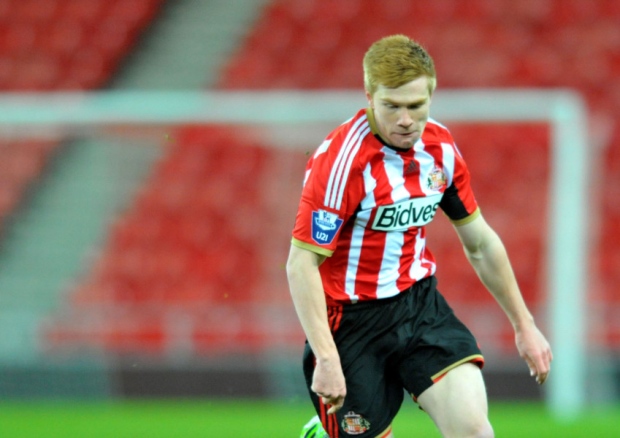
top-left (366, 76), bottom-right (432, 150)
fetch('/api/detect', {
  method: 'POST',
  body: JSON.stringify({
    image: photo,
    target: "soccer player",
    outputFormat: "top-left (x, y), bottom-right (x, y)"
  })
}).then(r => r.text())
top-left (286, 34), bottom-right (553, 438)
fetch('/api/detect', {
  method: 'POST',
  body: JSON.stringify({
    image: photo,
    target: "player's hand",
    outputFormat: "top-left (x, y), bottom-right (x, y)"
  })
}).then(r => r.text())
top-left (311, 357), bottom-right (347, 414)
top-left (515, 322), bottom-right (553, 385)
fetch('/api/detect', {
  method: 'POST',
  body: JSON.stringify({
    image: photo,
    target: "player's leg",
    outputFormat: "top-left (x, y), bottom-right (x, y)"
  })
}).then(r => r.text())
top-left (300, 297), bottom-right (410, 437)
top-left (397, 277), bottom-right (491, 437)
top-left (301, 343), bottom-right (403, 437)
top-left (416, 362), bottom-right (493, 438)
top-left (299, 362), bottom-right (400, 437)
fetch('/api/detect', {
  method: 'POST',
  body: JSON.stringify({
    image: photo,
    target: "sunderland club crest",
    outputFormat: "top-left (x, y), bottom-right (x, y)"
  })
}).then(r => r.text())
top-left (427, 166), bottom-right (447, 191)
top-left (341, 411), bottom-right (370, 435)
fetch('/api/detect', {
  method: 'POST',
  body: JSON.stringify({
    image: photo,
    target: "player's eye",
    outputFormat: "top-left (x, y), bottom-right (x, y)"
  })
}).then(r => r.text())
top-left (408, 101), bottom-right (426, 110)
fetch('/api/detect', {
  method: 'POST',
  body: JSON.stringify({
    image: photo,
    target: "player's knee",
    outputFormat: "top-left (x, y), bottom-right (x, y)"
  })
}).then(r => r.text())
top-left (443, 416), bottom-right (493, 438)
top-left (470, 418), bottom-right (494, 438)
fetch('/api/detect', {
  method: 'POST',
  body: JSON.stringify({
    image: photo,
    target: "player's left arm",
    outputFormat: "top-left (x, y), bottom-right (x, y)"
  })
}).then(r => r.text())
top-left (453, 213), bottom-right (553, 384)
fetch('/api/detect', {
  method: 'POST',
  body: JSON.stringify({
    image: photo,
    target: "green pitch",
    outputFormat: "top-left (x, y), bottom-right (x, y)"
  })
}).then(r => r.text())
top-left (0, 399), bottom-right (618, 437)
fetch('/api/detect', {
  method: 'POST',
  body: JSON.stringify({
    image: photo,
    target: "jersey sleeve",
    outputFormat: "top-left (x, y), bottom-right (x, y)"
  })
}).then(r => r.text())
top-left (439, 145), bottom-right (480, 225)
top-left (291, 134), bottom-right (365, 256)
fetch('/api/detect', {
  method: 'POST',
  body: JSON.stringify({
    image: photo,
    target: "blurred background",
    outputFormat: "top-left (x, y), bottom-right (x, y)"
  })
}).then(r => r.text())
top-left (0, 0), bottom-right (619, 427)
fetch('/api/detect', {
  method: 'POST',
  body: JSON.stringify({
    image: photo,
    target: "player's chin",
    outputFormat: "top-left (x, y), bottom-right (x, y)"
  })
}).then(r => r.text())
top-left (395, 133), bottom-right (418, 147)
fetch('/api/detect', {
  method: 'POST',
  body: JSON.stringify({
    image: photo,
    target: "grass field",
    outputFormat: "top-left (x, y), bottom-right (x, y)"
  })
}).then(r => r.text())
top-left (0, 399), bottom-right (618, 437)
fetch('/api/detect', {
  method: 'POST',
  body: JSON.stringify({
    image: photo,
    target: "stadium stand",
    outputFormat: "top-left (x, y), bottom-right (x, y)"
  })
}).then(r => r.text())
top-left (0, 0), bottom-right (166, 362)
top-left (0, 0), bottom-right (163, 90)
top-left (45, 126), bottom-right (307, 355)
top-left (41, 0), bottom-right (620, 357)
top-left (0, 0), bottom-right (163, 232)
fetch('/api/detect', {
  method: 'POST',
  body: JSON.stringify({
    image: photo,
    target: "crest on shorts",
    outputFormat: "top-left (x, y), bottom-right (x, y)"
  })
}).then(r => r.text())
top-left (426, 166), bottom-right (447, 191)
top-left (341, 411), bottom-right (370, 435)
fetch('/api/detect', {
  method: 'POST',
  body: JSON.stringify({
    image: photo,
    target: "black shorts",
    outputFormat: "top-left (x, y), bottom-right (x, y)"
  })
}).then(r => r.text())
top-left (302, 276), bottom-right (484, 437)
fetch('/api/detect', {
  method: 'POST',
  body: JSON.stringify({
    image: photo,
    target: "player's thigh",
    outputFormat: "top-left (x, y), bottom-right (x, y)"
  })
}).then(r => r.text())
top-left (303, 342), bottom-right (404, 436)
top-left (416, 363), bottom-right (493, 437)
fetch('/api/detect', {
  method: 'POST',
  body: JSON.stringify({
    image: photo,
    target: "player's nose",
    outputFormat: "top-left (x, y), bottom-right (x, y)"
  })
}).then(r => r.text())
top-left (397, 108), bottom-right (414, 127)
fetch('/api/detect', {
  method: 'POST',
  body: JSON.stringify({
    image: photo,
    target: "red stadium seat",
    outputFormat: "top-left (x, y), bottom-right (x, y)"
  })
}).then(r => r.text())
top-left (55, 0), bottom-right (109, 24)
top-left (42, 21), bottom-right (86, 57)
top-left (11, 0), bottom-right (59, 23)
top-left (45, 309), bottom-right (168, 355)
top-left (106, 0), bottom-right (162, 26)
top-left (0, 23), bottom-right (38, 57)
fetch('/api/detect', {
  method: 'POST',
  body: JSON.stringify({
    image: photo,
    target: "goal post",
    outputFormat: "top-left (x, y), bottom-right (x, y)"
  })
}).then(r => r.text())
top-left (0, 89), bottom-right (590, 418)
top-left (434, 90), bottom-right (590, 420)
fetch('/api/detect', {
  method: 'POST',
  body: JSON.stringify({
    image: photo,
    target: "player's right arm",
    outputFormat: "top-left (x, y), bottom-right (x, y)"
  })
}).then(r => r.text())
top-left (286, 244), bottom-right (346, 414)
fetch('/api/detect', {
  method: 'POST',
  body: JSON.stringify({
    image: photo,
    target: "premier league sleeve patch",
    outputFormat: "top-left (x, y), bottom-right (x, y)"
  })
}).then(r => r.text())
top-left (311, 209), bottom-right (343, 245)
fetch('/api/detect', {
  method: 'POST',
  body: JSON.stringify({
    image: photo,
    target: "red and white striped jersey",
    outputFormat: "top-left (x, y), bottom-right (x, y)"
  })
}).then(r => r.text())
top-left (291, 108), bottom-right (479, 306)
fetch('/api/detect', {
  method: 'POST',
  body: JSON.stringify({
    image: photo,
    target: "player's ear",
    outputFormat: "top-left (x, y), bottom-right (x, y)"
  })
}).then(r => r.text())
top-left (427, 76), bottom-right (436, 99)
top-left (365, 89), bottom-right (373, 108)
